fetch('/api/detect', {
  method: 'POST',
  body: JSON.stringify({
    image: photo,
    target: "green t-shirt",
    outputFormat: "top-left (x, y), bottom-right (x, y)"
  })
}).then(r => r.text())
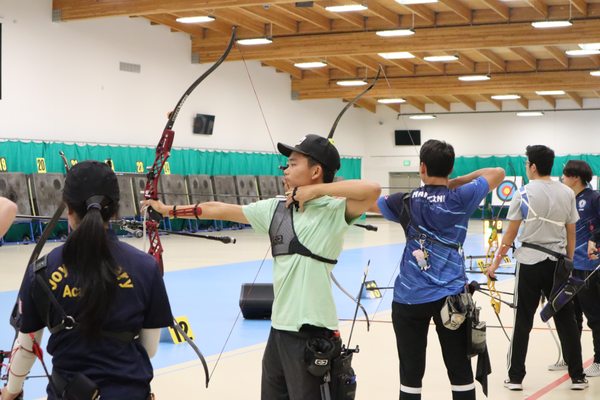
top-left (242, 196), bottom-right (355, 332)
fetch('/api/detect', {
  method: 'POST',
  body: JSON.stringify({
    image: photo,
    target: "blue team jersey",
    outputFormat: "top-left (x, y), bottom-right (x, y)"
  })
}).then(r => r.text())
top-left (574, 188), bottom-right (600, 271)
top-left (17, 231), bottom-right (173, 400)
top-left (378, 177), bottom-right (489, 304)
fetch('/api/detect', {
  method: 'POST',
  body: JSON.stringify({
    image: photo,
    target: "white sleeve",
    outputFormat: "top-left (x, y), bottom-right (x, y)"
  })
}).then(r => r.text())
top-left (6, 330), bottom-right (44, 394)
top-left (139, 328), bottom-right (161, 358)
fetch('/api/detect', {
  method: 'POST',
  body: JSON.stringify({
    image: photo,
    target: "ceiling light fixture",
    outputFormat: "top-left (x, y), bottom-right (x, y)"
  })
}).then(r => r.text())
top-left (378, 98), bottom-right (406, 104)
top-left (409, 114), bottom-right (437, 120)
top-left (175, 16), bottom-right (215, 23)
top-left (458, 75), bottom-right (491, 81)
top-left (336, 80), bottom-right (368, 87)
top-left (236, 37), bottom-right (273, 45)
top-left (423, 55), bottom-right (459, 62)
top-left (566, 49), bottom-right (600, 56)
top-left (517, 111), bottom-right (544, 117)
top-left (396, 0), bottom-right (438, 4)
top-left (491, 94), bottom-right (521, 100)
top-left (590, 70), bottom-right (600, 76)
top-left (535, 90), bottom-right (565, 95)
top-left (378, 51), bottom-right (415, 59)
top-left (294, 61), bottom-right (327, 69)
top-left (375, 29), bottom-right (416, 37)
top-left (531, 20), bottom-right (572, 29)
top-left (325, 4), bottom-right (368, 12)
top-left (579, 43), bottom-right (600, 50)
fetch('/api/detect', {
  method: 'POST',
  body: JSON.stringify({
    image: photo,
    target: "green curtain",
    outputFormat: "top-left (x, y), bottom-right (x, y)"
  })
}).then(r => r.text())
top-left (0, 140), bottom-right (361, 178)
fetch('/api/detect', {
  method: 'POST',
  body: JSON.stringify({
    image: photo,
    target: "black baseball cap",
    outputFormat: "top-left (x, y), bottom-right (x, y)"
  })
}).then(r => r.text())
top-left (277, 134), bottom-right (341, 172)
top-left (63, 160), bottom-right (120, 206)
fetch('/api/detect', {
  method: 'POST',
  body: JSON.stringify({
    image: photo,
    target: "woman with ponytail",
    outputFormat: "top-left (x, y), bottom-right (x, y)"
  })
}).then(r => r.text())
top-left (1, 161), bottom-right (173, 400)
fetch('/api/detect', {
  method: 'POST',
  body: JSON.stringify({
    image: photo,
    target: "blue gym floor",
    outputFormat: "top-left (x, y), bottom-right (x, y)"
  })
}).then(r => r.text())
top-left (0, 234), bottom-right (514, 398)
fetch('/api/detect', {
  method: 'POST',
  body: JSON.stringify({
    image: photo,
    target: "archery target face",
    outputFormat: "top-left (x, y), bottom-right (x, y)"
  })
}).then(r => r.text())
top-left (491, 176), bottom-right (523, 206)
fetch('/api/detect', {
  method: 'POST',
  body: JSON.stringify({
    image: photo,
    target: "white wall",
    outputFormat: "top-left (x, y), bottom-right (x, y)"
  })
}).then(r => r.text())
top-left (364, 104), bottom-right (600, 190)
top-left (0, 0), bottom-right (371, 157)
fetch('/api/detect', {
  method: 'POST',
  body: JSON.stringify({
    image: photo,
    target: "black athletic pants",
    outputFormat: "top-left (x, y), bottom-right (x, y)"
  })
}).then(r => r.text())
top-left (392, 299), bottom-right (476, 400)
top-left (573, 269), bottom-right (600, 363)
top-left (508, 259), bottom-right (584, 382)
top-left (261, 326), bottom-right (334, 400)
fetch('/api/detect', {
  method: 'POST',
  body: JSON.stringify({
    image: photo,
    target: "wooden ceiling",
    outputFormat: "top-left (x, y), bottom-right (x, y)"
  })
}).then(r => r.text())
top-left (52, 0), bottom-right (600, 113)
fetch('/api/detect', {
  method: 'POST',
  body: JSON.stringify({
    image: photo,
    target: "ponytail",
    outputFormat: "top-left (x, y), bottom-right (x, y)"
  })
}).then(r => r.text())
top-left (62, 199), bottom-right (119, 339)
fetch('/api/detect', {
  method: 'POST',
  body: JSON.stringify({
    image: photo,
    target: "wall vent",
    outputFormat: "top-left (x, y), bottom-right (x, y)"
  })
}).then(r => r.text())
top-left (119, 62), bottom-right (141, 73)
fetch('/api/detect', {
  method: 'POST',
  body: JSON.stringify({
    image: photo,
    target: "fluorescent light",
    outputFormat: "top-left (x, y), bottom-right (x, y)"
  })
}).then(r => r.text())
top-left (491, 94), bottom-right (521, 100)
top-left (336, 80), bottom-right (368, 87)
top-left (517, 111), bottom-right (544, 117)
top-left (377, 98), bottom-right (406, 104)
top-left (376, 29), bottom-right (415, 37)
top-left (396, 0), bottom-right (438, 4)
top-left (378, 51), bottom-right (415, 59)
top-left (236, 37), bottom-right (272, 46)
top-left (458, 75), bottom-right (490, 81)
top-left (591, 71), bottom-right (600, 77)
top-left (579, 43), bottom-right (600, 50)
top-left (566, 49), bottom-right (600, 56)
top-left (531, 20), bottom-right (572, 29)
top-left (409, 114), bottom-right (437, 120)
top-left (325, 4), bottom-right (368, 12)
top-left (535, 90), bottom-right (565, 95)
top-left (423, 55), bottom-right (459, 62)
top-left (175, 16), bottom-right (215, 23)
top-left (294, 61), bottom-right (327, 69)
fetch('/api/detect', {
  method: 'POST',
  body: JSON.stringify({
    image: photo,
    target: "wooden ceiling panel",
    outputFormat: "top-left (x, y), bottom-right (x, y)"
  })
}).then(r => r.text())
top-left (54, 0), bottom-right (600, 112)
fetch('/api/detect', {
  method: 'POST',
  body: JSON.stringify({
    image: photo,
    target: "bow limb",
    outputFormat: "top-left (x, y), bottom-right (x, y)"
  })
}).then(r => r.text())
top-left (171, 320), bottom-right (211, 388)
top-left (330, 271), bottom-right (371, 332)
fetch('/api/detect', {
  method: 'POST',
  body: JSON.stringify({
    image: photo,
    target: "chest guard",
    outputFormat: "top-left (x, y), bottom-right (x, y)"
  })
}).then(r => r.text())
top-left (519, 186), bottom-right (564, 227)
top-left (269, 200), bottom-right (337, 264)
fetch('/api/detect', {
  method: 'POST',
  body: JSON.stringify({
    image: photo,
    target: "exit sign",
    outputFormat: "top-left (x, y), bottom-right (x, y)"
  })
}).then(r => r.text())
top-left (403, 160), bottom-right (411, 166)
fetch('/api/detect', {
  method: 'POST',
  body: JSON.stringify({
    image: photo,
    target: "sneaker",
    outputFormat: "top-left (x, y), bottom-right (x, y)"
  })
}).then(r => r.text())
top-left (584, 362), bottom-right (600, 377)
top-left (503, 379), bottom-right (523, 391)
top-left (548, 359), bottom-right (568, 371)
top-left (570, 378), bottom-right (588, 390)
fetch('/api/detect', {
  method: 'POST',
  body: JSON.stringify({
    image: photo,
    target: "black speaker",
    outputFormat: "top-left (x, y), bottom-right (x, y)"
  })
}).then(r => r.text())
top-left (193, 114), bottom-right (215, 135)
top-left (239, 283), bottom-right (274, 320)
top-left (395, 130), bottom-right (421, 146)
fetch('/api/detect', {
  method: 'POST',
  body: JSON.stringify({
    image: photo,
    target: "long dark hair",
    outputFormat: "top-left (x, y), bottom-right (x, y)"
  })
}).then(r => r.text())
top-left (62, 162), bottom-right (120, 339)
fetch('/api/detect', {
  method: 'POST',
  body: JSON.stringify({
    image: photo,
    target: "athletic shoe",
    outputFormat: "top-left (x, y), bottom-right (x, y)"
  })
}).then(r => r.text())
top-left (570, 378), bottom-right (588, 390)
top-left (503, 379), bottom-right (523, 391)
top-left (584, 362), bottom-right (600, 377)
top-left (547, 359), bottom-right (568, 371)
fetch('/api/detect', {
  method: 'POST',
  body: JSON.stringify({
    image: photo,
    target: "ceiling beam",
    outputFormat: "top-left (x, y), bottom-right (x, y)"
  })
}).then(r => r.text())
top-left (239, 6), bottom-right (297, 33)
top-left (524, 0), bottom-right (548, 18)
top-left (541, 95), bottom-right (556, 108)
top-left (404, 97), bottom-right (426, 112)
top-left (194, 20), bottom-right (600, 62)
top-left (571, 0), bottom-right (588, 16)
top-left (479, 0), bottom-right (509, 20)
top-left (384, 58), bottom-right (415, 74)
top-left (516, 95), bottom-right (530, 109)
top-left (385, 104), bottom-right (402, 113)
top-left (363, 2), bottom-right (400, 25)
top-left (327, 57), bottom-right (358, 76)
top-left (425, 96), bottom-right (451, 111)
top-left (456, 52), bottom-right (475, 72)
top-left (291, 70), bottom-right (600, 99)
top-left (210, 8), bottom-right (265, 35)
top-left (52, 0), bottom-right (302, 20)
top-left (477, 49), bottom-right (506, 72)
top-left (480, 95), bottom-right (502, 110)
top-left (509, 47), bottom-right (538, 69)
top-left (262, 60), bottom-right (303, 79)
top-left (395, 4), bottom-right (436, 25)
top-left (438, 0), bottom-right (472, 22)
top-left (453, 95), bottom-right (477, 110)
top-left (566, 91), bottom-right (584, 108)
top-left (274, 4), bottom-right (331, 30)
top-left (545, 46), bottom-right (569, 68)
top-left (350, 98), bottom-right (377, 113)
top-left (347, 55), bottom-right (383, 73)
